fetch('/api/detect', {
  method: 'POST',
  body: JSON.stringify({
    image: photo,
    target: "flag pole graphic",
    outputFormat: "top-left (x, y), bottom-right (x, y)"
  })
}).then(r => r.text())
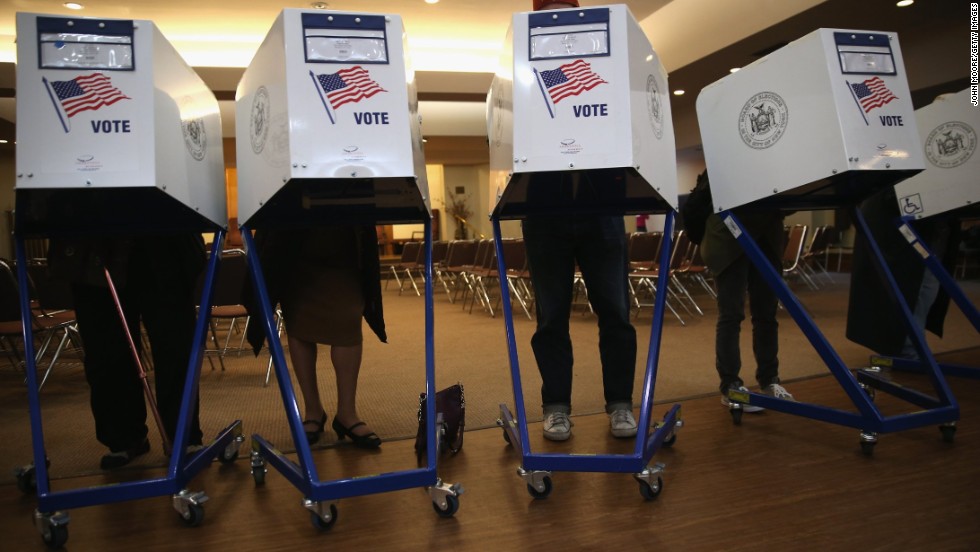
top-left (845, 80), bottom-right (870, 126)
top-left (533, 68), bottom-right (555, 119)
top-left (310, 70), bottom-right (336, 124)
top-left (42, 77), bottom-right (70, 133)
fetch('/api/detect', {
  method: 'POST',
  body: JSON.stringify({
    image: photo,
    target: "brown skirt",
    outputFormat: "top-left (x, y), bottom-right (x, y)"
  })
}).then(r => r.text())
top-left (280, 265), bottom-right (364, 346)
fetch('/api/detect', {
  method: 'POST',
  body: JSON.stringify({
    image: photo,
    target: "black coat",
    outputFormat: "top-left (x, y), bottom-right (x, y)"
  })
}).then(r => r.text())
top-left (846, 187), bottom-right (960, 355)
top-left (243, 225), bottom-right (387, 355)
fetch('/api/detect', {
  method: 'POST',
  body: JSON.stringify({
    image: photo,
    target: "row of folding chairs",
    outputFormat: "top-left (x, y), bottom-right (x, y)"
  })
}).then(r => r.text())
top-left (627, 231), bottom-right (717, 326)
top-left (783, 224), bottom-right (840, 290)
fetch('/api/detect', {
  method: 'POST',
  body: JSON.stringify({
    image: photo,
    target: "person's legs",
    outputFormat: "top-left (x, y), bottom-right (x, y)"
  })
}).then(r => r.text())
top-left (71, 281), bottom-right (149, 461)
top-left (574, 215), bottom-right (636, 412)
top-left (747, 260), bottom-right (780, 388)
top-left (714, 256), bottom-right (749, 394)
top-left (287, 336), bottom-right (326, 425)
top-left (523, 216), bottom-right (576, 414)
top-left (330, 343), bottom-right (375, 437)
top-left (135, 261), bottom-right (203, 447)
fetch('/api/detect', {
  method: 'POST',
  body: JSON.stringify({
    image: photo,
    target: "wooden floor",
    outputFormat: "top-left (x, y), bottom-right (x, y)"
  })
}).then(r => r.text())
top-left (3, 359), bottom-right (979, 551)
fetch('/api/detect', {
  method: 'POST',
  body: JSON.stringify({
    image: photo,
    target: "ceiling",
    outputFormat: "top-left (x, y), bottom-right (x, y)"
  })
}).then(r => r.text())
top-left (0, 0), bottom-right (967, 156)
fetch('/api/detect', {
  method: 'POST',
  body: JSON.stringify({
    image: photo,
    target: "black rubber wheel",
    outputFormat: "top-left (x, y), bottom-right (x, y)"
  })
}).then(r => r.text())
top-left (219, 449), bottom-right (239, 465)
top-left (730, 408), bottom-right (743, 426)
top-left (432, 494), bottom-right (460, 518)
top-left (310, 504), bottom-right (338, 531)
top-left (42, 523), bottom-right (68, 549)
top-left (527, 476), bottom-right (553, 499)
top-left (180, 503), bottom-right (205, 527)
top-left (251, 466), bottom-right (266, 485)
top-left (16, 469), bottom-right (36, 494)
top-left (638, 476), bottom-right (663, 501)
top-left (662, 433), bottom-right (677, 448)
top-left (860, 440), bottom-right (876, 456)
top-left (502, 429), bottom-right (511, 445)
top-left (940, 425), bottom-right (956, 443)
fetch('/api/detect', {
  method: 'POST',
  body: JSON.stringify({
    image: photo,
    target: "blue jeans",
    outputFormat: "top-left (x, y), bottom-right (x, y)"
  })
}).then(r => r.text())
top-left (714, 253), bottom-right (780, 394)
top-left (522, 215), bottom-right (636, 414)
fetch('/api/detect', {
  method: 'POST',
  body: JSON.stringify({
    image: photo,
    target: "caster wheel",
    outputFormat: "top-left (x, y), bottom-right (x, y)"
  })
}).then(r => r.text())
top-left (180, 503), bottom-right (205, 527)
top-left (730, 408), bottom-right (742, 425)
top-left (41, 523), bottom-right (68, 549)
top-left (251, 465), bottom-right (266, 485)
top-left (860, 441), bottom-right (876, 456)
top-left (219, 449), bottom-right (239, 465)
top-left (939, 425), bottom-right (956, 443)
top-left (432, 494), bottom-right (460, 518)
top-left (661, 433), bottom-right (677, 448)
top-left (16, 469), bottom-right (36, 494)
top-left (310, 505), bottom-right (338, 531)
top-left (527, 476), bottom-right (553, 499)
top-left (502, 430), bottom-right (511, 445)
top-left (638, 476), bottom-right (663, 501)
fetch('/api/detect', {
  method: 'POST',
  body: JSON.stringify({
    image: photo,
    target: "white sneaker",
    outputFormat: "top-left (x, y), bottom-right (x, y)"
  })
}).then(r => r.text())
top-left (543, 412), bottom-right (572, 441)
top-left (721, 386), bottom-right (764, 413)
top-left (609, 409), bottom-right (638, 438)
top-left (762, 383), bottom-right (795, 401)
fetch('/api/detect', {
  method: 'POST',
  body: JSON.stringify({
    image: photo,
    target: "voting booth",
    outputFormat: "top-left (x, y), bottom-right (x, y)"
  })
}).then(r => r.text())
top-left (487, 4), bottom-right (681, 501)
top-left (877, 89), bottom-right (980, 378)
top-left (13, 12), bottom-right (241, 548)
top-left (487, 3), bottom-right (677, 219)
top-left (234, 9), bottom-right (460, 526)
top-left (235, 9), bottom-right (428, 228)
top-left (698, 28), bottom-right (923, 212)
top-left (696, 28), bottom-right (958, 454)
top-left (15, 13), bottom-right (226, 235)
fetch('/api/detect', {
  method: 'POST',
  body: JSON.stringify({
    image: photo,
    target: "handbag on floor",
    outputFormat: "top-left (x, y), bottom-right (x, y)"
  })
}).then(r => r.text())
top-left (414, 383), bottom-right (465, 465)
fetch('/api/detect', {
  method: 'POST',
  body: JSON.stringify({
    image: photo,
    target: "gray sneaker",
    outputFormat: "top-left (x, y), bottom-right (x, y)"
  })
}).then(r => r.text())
top-left (762, 383), bottom-right (795, 401)
top-left (609, 409), bottom-right (638, 438)
top-left (543, 412), bottom-right (572, 441)
top-left (721, 385), bottom-right (765, 413)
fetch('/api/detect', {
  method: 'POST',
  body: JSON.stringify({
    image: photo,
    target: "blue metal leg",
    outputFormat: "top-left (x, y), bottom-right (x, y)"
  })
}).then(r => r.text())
top-left (717, 209), bottom-right (958, 444)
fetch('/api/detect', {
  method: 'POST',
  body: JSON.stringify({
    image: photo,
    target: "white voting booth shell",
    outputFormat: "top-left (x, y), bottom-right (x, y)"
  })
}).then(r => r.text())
top-left (894, 88), bottom-right (979, 220)
top-left (487, 4), bottom-right (677, 219)
top-left (235, 8), bottom-right (429, 227)
top-left (14, 12), bottom-right (226, 232)
top-left (697, 28), bottom-right (924, 212)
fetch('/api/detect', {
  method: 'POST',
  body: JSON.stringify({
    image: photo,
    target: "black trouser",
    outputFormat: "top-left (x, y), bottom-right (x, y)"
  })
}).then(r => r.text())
top-left (72, 248), bottom-right (202, 452)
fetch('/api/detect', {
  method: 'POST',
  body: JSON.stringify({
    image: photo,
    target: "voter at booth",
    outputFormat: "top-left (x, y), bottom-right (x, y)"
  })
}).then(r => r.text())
top-left (48, 234), bottom-right (206, 469)
top-left (522, 0), bottom-right (638, 442)
top-left (695, 171), bottom-right (795, 410)
top-left (245, 225), bottom-right (386, 448)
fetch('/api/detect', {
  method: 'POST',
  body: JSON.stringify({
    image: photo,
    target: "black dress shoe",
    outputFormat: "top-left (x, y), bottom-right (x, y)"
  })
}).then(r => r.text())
top-left (303, 413), bottom-right (328, 445)
top-left (332, 419), bottom-right (381, 449)
top-left (100, 439), bottom-right (150, 470)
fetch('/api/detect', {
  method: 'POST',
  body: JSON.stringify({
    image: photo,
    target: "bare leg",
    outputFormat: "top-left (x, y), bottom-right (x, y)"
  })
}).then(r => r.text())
top-left (287, 335), bottom-right (325, 429)
top-left (330, 344), bottom-right (374, 437)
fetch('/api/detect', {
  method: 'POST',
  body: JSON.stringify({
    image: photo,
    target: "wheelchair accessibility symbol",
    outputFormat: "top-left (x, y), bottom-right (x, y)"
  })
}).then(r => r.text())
top-left (900, 193), bottom-right (923, 215)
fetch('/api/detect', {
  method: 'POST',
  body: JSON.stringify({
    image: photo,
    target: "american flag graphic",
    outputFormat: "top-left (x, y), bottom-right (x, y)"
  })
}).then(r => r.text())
top-left (539, 59), bottom-right (607, 104)
top-left (315, 66), bottom-right (386, 110)
top-left (49, 73), bottom-right (130, 117)
top-left (850, 76), bottom-right (898, 113)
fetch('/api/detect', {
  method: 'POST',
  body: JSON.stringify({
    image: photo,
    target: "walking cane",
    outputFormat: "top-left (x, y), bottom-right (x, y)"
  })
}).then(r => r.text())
top-left (103, 267), bottom-right (172, 456)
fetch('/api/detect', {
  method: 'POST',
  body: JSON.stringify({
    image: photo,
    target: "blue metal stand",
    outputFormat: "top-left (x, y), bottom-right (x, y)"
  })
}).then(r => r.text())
top-left (868, 217), bottom-right (979, 379)
top-left (15, 231), bottom-right (245, 548)
top-left (494, 211), bottom-right (683, 501)
top-left (241, 219), bottom-right (461, 529)
top-left (717, 207), bottom-right (959, 454)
